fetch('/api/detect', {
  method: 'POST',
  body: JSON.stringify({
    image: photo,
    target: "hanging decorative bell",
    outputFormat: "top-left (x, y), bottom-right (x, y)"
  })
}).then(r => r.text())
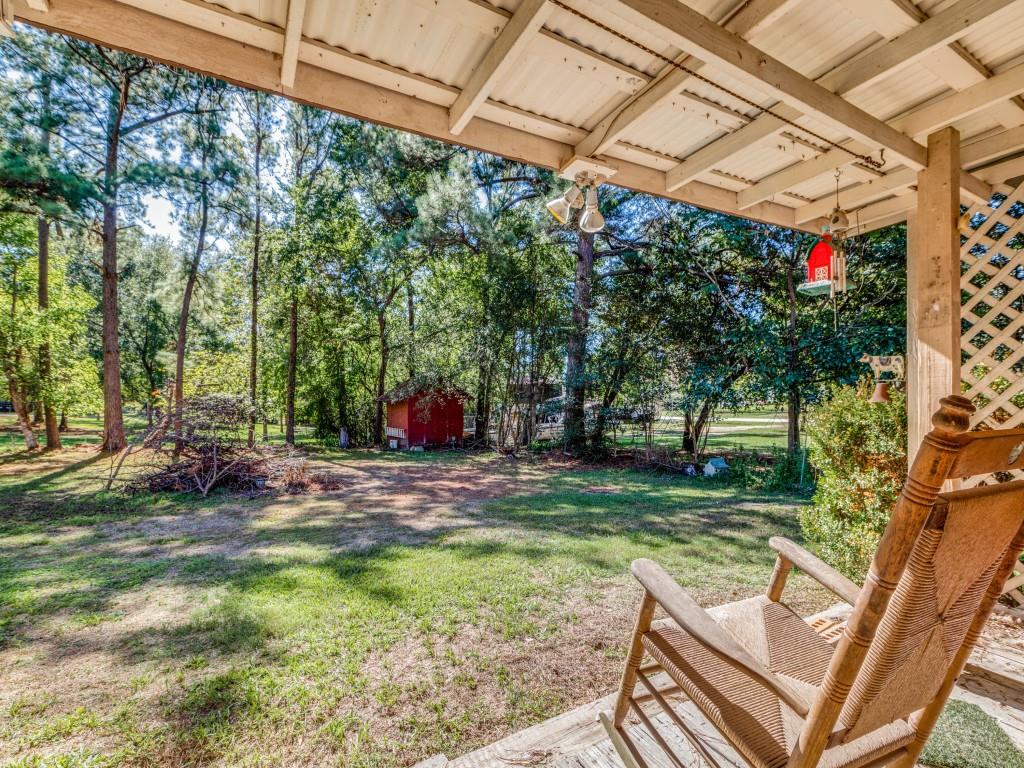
top-left (869, 381), bottom-right (892, 404)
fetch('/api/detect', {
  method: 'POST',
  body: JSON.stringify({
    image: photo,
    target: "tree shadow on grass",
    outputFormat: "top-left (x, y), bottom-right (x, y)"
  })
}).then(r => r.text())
top-left (0, 451), bottom-right (107, 492)
top-left (0, 464), bottom-right (812, 767)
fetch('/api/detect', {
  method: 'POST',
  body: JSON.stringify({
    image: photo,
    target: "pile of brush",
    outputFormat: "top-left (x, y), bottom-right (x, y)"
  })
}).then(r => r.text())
top-left (121, 394), bottom-right (297, 497)
top-left (125, 437), bottom-right (279, 496)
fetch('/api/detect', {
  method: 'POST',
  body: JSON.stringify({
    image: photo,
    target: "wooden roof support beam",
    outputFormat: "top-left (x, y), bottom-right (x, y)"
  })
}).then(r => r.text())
top-left (845, 0), bottom-right (1024, 128)
top-left (448, 0), bottom-right (552, 135)
top-left (665, 107), bottom-right (797, 191)
top-left (665, 0), bottom-right (1007, 202)
top-left (736, 141), bottom-right (874, 210)
top-left (279, 0), bottom-right (306, 89)
top-left (11, 0), bottom-right (808, 233)
top-left (961, 125), bottom-right (1024, 166)
top-left (907, 127), bottom-right (961, 459)
top-left (795, 168), bottom-right (918, 225)
top-left (613, 0), bottom-right (927, 170)
top-left (575, 0), bottom-right (800, 159)
top-left (796, 115), bottom-right (1024, 225)
top-left (818, 0), bottom-right (1017, 96)
top-left (892, 62), bottom-right (1024, 138)
top-left (408, 0), bottom-right (647, 96)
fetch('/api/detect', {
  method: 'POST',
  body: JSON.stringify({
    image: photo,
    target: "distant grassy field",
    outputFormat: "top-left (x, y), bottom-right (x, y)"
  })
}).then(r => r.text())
top-left (611, 407), bottom-right (790, 454)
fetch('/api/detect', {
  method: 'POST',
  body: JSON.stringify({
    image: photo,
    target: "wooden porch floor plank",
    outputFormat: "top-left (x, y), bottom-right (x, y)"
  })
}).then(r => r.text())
top-left (449, 685), bottom-right (746, 768)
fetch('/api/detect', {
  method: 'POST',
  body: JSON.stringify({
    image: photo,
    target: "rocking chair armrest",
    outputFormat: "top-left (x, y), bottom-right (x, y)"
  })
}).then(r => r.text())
top-left (631, 558), bottom-right (811, 717)
top-left (769, 537), bottom-right (862, 606)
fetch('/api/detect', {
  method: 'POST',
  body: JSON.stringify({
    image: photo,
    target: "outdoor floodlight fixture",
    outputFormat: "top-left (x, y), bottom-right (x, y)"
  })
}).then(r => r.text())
top-left (547, 173), bottom-right (605, 233)
top-left (546, 182), bottom-right (585, 224)
top-left (579, 184), bottom-right (605, 233)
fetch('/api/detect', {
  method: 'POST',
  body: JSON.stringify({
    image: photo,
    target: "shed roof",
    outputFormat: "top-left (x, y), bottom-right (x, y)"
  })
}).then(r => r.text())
top-left (12, 0), bottom-right (1024, 233)
top-left (379, 380), bottom-right (471, 404)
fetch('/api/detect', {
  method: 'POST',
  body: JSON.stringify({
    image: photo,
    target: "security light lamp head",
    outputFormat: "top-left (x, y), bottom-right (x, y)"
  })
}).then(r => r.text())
top-left (579, 184), bottom-right (605, 233)
top-left (546, 182), bottom-right (584, 224)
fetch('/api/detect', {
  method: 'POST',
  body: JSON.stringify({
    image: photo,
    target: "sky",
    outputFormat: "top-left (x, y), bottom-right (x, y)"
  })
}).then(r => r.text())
top-left (141, 194), bottom-right (182, 241)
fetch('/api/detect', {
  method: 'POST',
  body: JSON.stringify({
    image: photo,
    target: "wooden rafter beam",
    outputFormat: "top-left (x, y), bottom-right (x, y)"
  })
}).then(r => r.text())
top-left (0, 0), bottom-right (15, 36)
top-left (797, 113), bottom-right (1024, 225)
top-left (961, 125), bottom-right (1024, 166)
top-left (665, 108), bottom-right (796, 191)
top-left (10, 0), bottom-right (811, 233)
top-left (613, 0), bottom-right (927, 170)
top-left (818, 0), bottom-right (1017, 96)
top-left (448, 0), bottom-right (551, 135)
top-left (736, 141), bottom-right (874, 210)
top-left (279, 0), bottom-right (306, 89)
top-left (892, 62), bottom-right (1024, 138)
top-left (731, 0), bottom-right (1011, 207)
top-left (795, 168), bottom-right (918, 225)
top-left (407, 0), bottom-right (647, 98)
top-left (574, 0), bottom-right (800, 159)
top-left (844, 0), bottom-right (1024, 128)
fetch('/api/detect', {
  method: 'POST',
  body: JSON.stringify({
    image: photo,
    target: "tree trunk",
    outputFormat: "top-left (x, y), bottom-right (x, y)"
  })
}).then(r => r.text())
top-left (474, 361), bottom-right (492, 446)
top-left (336, 343), bottom-right (348, 436)
top-left (37, 216), bottom-right (60, 450)
top-left (407, 282), bottom-right (415, 379)
top-left (373, 312), bottom-right (389, 448)
top-left (173, 185), bottom-right (209, 453)
top-left (785, 266), bottom-right (801, 454)
top-left (591, 352), bottom-right (630, 452)
top-left (99, 80), bottom-right (129, 452)
top-left (248, 126), bottom-right (263, 448)
top-left (4, 262), bottom-right (37, 450)
top-left (7, 380), bottom-right (38, 450)
top-left (563, 230), bottom-right (594, 454)
top-left (285, 294), bottom-right (298, 445)
top-left (36, 76), bottom-right (61, 451)
top-left (59, 411), bottom-right (67, 432)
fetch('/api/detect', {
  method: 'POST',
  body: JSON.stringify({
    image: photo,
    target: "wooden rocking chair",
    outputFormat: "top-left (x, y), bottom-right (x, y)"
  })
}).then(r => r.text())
top-left (603, 395), bottom-right (1024, 768)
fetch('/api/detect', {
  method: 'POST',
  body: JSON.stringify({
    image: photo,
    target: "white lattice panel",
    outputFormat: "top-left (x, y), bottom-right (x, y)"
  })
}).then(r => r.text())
top-left (960, 180), bottom-right (1024, 433)
top-left (960, 183), bottom-right (1024, 599)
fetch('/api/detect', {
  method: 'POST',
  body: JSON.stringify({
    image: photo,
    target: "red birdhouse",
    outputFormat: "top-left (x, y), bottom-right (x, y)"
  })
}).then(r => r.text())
top-left (798, 228), bottom-right (849, 296)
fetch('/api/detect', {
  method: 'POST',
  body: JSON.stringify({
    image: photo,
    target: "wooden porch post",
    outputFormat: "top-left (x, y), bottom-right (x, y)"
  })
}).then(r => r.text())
top-left (907, 127), bottom-right (961, 461)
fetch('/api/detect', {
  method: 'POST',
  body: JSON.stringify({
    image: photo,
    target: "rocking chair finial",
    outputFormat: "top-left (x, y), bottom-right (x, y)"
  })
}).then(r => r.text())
top-left (933, 395), bottom-right (973, 434)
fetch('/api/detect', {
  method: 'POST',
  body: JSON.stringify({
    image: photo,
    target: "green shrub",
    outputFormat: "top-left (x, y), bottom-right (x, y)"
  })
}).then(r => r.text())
top-left (727, 447), bottom-right (806, 492)
top-left (801, 381), bottom-right (907, 578)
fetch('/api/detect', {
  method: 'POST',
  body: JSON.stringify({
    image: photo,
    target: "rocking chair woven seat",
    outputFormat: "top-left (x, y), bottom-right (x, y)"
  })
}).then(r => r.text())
top-left (603, 395), bottom-right (1024, 768)
top-left (642, 596), bottom-right (914, 768)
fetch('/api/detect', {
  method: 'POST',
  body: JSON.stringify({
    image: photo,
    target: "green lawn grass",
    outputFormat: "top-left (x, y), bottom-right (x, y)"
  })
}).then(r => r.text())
top-left (0, 448), bottom-right (821, 767)
top-left (921, 701), bottom-right (1024, 768)
top-left (611, 407), bottom-right (789, 453)
top-left (1, 446), bottom-right (1009, 768)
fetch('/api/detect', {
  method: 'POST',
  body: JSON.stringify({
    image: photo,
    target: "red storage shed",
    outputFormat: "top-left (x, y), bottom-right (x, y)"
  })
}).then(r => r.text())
top-left (381, 382), bottom-right (468, 449)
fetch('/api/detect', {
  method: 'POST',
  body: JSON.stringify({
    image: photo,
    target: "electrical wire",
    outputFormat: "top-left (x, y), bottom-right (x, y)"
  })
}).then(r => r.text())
top-left (547, 0), bottom-right (885, 171)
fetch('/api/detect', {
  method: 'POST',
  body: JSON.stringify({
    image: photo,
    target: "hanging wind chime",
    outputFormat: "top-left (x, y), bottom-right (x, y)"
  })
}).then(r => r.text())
top-left (798, 172), bottom-right (852, 299)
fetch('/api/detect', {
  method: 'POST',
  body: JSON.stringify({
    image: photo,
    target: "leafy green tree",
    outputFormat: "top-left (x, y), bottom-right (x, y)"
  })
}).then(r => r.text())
top-left (236, 90), bottom-right (279, 446)
top-left (4, 34), bottom-right (200, 450)
top-left (323, 123), bottom-right (455, 446)
top-left (273, 104), bottom-right (342, 445)
top-left (170, 77), bottom-right (244, 447)
top-left (117, 234), bottom-right (177, 423)
top-left (0, 214), bottom-right (98, 449)
top-left (0, 214), bottom-right (40, 448)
